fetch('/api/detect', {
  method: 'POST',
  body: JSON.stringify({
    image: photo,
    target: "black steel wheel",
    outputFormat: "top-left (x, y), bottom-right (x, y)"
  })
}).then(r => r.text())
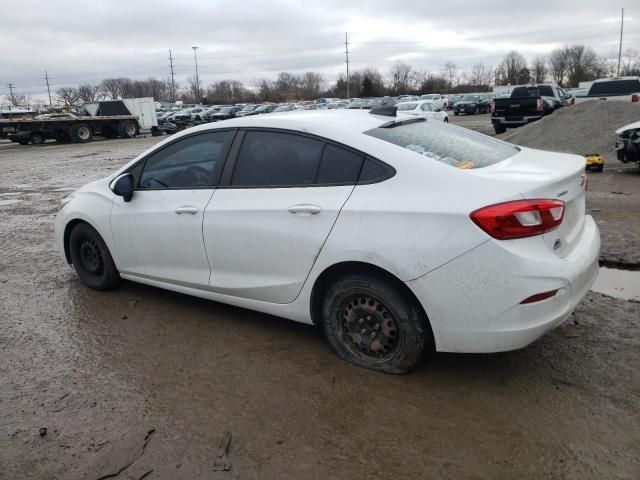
top-left (322, 273), bottom-right (431, 374)
top-left (68, 223), bottom-right (120, 290)
top-left (30, 133), bottom-right (46, 144)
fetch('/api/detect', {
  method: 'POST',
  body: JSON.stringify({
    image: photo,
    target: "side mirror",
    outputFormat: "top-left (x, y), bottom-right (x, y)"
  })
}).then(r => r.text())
top-left (111, 173), bottom-right (134, 202)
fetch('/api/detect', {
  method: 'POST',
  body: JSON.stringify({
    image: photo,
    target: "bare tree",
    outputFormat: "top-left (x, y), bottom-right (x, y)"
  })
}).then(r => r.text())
top-left (442, 62), bottom-right (458, 88)
top-left (56, 87), bottom-right (80, 107)
top-left (565, 45), bottom-right (599, 87)
top-left (496, 51), bottom-right (530, 85)
top-left (549, 47), bottom-right (570, 86)
top-left (531, 57), bottom-right (547, 83)
top-left (470, 63), bottom-right (492, 87)
top-left (389, 61), bottom-right (417, 94)
top-left (77, 83), bottom-right (102, 104)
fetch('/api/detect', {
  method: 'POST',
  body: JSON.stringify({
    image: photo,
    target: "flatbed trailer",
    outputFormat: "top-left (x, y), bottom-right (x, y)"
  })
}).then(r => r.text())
top-left (0, 97), bottom-right (157, 145)
top-left (0, 115), bottom-right (141, 144)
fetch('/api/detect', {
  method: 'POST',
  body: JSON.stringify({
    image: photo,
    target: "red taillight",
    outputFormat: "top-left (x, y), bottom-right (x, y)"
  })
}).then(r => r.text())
top-left (536, 98), bottom-right (543, 111)
top-left (490, 100), bottom-right (495, 113)
top-left (470, 199), bottom-right (565, 240)
top-left (521, 289), bottom-right (559, 304)
top-left (632, 94), bottom-right (639, 103)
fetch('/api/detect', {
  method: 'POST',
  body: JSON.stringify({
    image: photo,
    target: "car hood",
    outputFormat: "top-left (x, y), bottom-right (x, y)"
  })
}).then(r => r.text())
top-left (616, 120), bottom-right (640, 135)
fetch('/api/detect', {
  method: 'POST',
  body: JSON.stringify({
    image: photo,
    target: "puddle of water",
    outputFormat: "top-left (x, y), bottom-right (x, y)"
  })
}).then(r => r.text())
top-left (591, 267), bottom-right (640, 301)
top-left (0, 199), bottom-right (22, 206)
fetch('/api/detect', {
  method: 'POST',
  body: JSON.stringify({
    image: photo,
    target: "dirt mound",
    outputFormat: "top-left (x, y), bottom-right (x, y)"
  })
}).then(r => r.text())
top-left (497, 100), bottom-right (640, 161)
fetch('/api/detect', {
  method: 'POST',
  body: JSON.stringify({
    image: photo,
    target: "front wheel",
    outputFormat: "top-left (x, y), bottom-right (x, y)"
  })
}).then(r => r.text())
top-left (322, 274), bottom-right (430, 374)
top-left (68, 223), bottom-right (120, 290)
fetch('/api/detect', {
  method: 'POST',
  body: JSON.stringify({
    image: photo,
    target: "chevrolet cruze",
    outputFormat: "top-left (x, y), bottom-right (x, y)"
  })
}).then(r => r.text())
top-left (55, 109), bottom-right (600, 373)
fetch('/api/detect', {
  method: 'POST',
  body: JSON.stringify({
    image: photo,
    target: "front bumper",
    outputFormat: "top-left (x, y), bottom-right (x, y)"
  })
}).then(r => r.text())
top-left (407, 216), bottom-right (600, 353)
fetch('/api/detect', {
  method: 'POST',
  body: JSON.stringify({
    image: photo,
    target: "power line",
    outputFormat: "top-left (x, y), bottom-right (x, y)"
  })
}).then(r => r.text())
top-left (44, 71), bottom-right (52, 106)
top-left (345, 32), bottom-right (350, 99)
top-left (192, 46), bottom-right (200, 101)
top-left (168, 49), bottom-right (176, 102)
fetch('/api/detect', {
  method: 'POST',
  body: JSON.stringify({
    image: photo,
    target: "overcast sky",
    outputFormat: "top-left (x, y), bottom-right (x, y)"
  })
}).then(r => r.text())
top-left (2, 0), bottom-right (638, 100)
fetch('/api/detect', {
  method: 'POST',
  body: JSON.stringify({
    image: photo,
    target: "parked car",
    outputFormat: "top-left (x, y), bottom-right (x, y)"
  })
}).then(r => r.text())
top-left (574, 77), bottom-right (640, 104)
top-left (446, 95), bottom-right (463, 109)
top-left (491, 84), bottom-right (571, 134)
top-left (396, 100), bottom-right (449, 122)
top-left (453, 94), bottom-right (491, 115)
top-left (348, 99), bottom-right (369, 109)
top-left (615, 120), bottom-right (640, 167)
top-left (209, 106), bottom-right (243, 122)
top-left (151, 117), bottom-right (177, 136)
top-left (419, 94), bottom-right (446, 109)
top-left (397, 95), bottom-right (419, 103)
top-left (273, 105), bottom-right (296, 112)
top-left (243, 104), bottom-right (279, 116)
top-left (55, 109), bottom-right (599, 374)
top-left (235, 105), bottom-right (259, 117)
top-left (326, 102), bottom-right (348, 109)
top-left (204, 107), bottom-right (223, 122)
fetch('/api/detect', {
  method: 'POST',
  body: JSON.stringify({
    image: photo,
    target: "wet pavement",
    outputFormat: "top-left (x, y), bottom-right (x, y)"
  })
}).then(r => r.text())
top-left (1, 137), bottom-right (639, 479)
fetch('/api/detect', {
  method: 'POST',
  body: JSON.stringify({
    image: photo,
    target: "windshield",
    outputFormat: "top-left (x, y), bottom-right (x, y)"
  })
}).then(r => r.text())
top-left (218, 107), bottom-right (232, 113)
top-left (420, 95), bottom-right (435, 100)
top-left (273, 106), bottom-right (290, 112)
top-left (365, 121), bottom-right (518, 169)
top-left (397, 103), bottom-right (418, 111)
top-left (255, 106), bottom-right (271, 112)
top-left (241, 105), bottom-right (257, 111)
top-left (460, 95), bottom-right (480, 102)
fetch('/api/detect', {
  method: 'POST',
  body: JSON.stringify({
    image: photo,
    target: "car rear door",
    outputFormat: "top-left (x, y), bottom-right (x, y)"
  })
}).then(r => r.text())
top-left (110, 130), bottom-right (234, 286)
top-left (203, 129), bottom-right (364, 303)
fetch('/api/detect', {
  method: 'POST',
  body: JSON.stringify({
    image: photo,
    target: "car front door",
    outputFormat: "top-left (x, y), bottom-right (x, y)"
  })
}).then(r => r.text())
top-left (203, 129), bottom-right (364, 303)
top-left (111, 130), bottom-right (234, 286)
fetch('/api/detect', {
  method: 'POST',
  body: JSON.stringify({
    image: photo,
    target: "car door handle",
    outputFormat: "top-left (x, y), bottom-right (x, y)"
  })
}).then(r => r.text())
top-left (174, 206), bottom-right (199, 215)
top-left (288, 204), bottom-right (322, 215)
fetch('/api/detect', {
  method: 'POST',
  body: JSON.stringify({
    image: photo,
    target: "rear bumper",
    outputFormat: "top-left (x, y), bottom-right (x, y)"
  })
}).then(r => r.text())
top-left (407, 216), bottom-right (600, 353)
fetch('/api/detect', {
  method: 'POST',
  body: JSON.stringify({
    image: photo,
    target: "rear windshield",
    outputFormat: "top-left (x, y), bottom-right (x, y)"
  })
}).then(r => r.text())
top-left (588, 79), bottom-right (640, 95)
top-left (365, 121), bottom-right (518, 169)
top-left (397, 103), bottom-right (418, 111)
top-left (460, 95), bottom-right (480, 101)
top-left (512, 86), bottom-right (554, 97)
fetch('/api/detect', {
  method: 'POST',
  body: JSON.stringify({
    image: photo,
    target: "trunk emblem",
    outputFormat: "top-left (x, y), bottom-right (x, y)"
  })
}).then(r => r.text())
top-left (557, 190), bottom-right (568, 197)
top-left (553, 239), bottom-right (562, 250)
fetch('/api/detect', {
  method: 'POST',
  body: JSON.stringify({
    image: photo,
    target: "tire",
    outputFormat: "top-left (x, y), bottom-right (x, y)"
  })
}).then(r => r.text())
top-left (453, 112), bottom-right (459, 116)
top-left (321, 274), bottom-right (430, 374)
top-left (68, 223), bottom-right (120, 290)
top-left (70, 123), bottom-right (93, 143)
top-left (30, 133), bottom-right (46, 144)
top-left (18, 139), bottom-right (29, 145)
top-left (151, 128), bottom-right (163, 137)
top-left (493, 123), bottom-right (507, 134)
top-left (596, 164), bottom-right (604, 173)
top-left (102, 126), bottom-right (118, 139)
top-left (118, 120), bottom-right (138, 139)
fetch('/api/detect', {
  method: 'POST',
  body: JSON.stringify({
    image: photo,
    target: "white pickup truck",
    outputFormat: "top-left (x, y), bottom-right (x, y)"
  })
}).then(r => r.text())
top-left (574, 77), bottom-right (640, 104)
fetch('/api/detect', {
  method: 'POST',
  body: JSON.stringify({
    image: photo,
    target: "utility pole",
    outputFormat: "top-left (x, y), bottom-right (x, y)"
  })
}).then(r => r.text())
top-left (168, 49), bottom-right (176, 102)
top-left (617, 8), bottom-right (624, 76)
top-left (44, 71), bottom-right (52, 106)
top-left (345, 32), bottom-right (350, 100)
top-left (7, 83), bottom-right (16, 106)
top-left (192, 46), bottom-right (200, 102)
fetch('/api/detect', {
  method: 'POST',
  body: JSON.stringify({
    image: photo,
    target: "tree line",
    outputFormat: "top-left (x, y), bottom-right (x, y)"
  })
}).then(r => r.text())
top-left (4, 45), bottom-right (639, 108)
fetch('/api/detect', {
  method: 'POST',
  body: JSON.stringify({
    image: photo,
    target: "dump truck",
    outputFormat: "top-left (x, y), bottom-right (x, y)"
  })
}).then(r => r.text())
top-left (0, 98), bottom-right (157, 145)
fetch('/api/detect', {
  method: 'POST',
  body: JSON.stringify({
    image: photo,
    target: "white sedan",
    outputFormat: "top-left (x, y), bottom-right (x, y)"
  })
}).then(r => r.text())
top-left (55, 109), bottom-right (600, 374)
top-left (396, 100), bottom-right (449, 122)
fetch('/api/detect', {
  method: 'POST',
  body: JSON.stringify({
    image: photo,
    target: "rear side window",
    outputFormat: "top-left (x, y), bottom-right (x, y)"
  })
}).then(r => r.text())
top-left (365, 121), bottom-right (518, 169)
top-left (316, 145), bottom-right (364, 184)
top-left (232, 131), bottom-right (323, 186)
top-left (589, 79), bottom-right (640, 95)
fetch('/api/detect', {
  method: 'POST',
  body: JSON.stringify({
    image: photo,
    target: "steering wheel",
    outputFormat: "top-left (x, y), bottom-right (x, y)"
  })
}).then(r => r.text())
top-left (179, 165), bottom-right (210, 186)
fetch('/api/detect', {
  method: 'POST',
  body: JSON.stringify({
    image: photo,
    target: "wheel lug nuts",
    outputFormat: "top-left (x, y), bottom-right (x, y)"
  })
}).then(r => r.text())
top-left (360, 329), bottom-right (367, 335)
top-left (358, 318), bottom-right (364, 324)
top-left (374, 324), bottom-right (380, 330)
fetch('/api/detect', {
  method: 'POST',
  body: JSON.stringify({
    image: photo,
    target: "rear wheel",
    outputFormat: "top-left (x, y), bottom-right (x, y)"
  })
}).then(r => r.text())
top-left (493, 123), bottom-right (507, 134)
top-left (68, 223), bottom-right (120, 290)
top-left (118, 120), bottom-right (138, 138)
top-left (18, 139), bottom-right (30, 145)
top-left (70, 123), bottom-right (93, 143)
top-left (30, 133), bottom-right (46, 144)
top-left (321, 274), bottom-right (430, 374)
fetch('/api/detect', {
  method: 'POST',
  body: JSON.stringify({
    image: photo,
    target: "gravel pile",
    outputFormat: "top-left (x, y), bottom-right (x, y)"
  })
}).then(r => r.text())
top-left (497, 100), bottom-right (640, 161)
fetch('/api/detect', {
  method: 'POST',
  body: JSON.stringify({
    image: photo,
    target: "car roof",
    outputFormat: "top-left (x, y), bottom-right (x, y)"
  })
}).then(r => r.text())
top-left (186, 110), bottom-right (389, 135)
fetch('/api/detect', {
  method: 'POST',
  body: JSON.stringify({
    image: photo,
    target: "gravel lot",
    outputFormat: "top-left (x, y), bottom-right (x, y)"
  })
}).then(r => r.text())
top-left (1, 126), bottom-right (639, 479)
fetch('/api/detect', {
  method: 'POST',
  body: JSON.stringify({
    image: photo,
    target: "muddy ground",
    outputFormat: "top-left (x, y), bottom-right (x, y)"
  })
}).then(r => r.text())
top-left (0, 131), bottom-right (639, 479)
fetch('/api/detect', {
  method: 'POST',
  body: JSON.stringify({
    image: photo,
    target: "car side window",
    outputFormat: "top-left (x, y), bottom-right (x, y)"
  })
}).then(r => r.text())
top-left (139, 131), bottom-right (229, 189)
top-left (358, 156), bottom-right (394, 184)
top-left (316, 144), bottom-right (364, 184)
top-left (420, 103), bottom-right (430, 111)
top-left (231, 131), bottom-right (324, 187)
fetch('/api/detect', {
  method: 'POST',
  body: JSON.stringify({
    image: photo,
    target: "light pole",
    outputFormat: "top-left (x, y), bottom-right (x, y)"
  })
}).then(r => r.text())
top-left (192, 46), bottom-right (200, 102)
